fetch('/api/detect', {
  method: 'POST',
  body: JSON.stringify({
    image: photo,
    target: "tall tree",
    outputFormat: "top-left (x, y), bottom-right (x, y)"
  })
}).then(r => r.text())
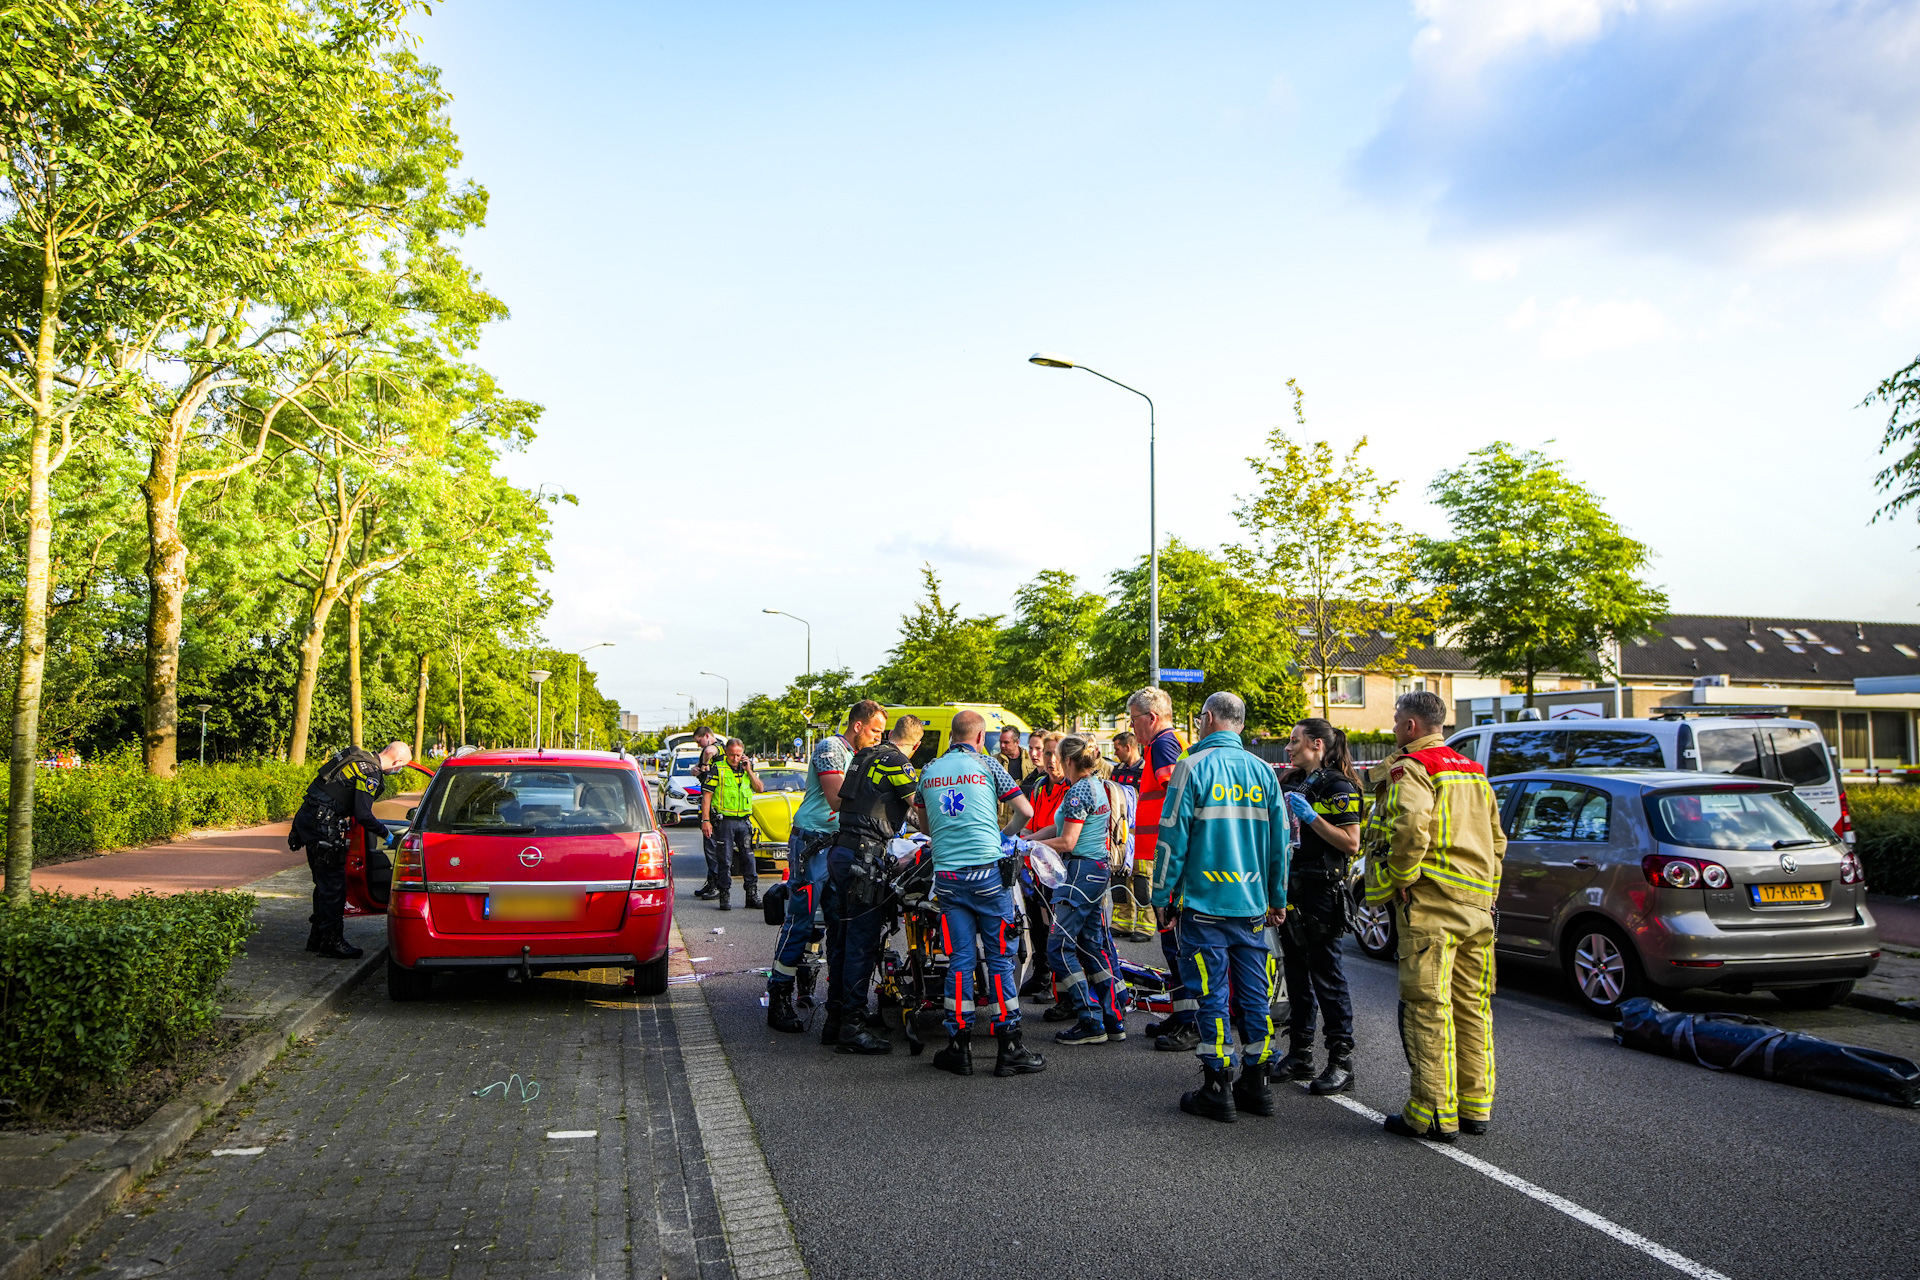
top-left (1090, 538), bottom-right (1302, 733)
top-left (864, 565), bottom-right (999, 706)
top-left (131, 44), bottom-right (475, 777)
top-left (1866, 352), bottom-right (1920, 531)
top-left (0, 0), bottom-right (414, 897)
top-left (1229, 380), bottom-right (1438, 717)
top-left (994, 569), bottom-right (1107, 729)
top-left (1418, 443), bottom-right (1668, 704)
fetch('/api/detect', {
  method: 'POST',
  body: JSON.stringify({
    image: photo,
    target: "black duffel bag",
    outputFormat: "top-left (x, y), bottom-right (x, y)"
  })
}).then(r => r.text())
top-left (1614, 997), bottom-right (1919, 1109)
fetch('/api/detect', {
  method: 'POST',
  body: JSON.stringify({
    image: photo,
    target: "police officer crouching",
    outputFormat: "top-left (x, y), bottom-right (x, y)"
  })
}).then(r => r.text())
top-left (822, 714), bottom-right (926, 1054)
top-left (288, 740), bottom-right (411, 959)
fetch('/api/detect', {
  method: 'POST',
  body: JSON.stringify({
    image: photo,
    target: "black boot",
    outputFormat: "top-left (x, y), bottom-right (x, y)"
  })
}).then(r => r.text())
top-left (1179, 1062), bottom-right (1237, 1123)
top-left (933, 1030), bottom-right (974, 1076)
top-left (1153, 1021), bottom-right (1201, 1052)
top-left (694, 883), bottom-right (718, 900)
top-left (1018, 970), bottom-right (1050, 1000)
top-left (1269, 1046), bottom-right (1315, 1082)
top-left (744, 885), bottom-right (762, 910)
top-left (315, 928), bottom-right (363, 961)
top-left (1384, 1112), bottom-right (1455, 1144)
top-left (1233, 1064), bottom-right (1275, 1116)
top-left (818, 1012), bottom-right (843, 1046)
top-left (767, 986), bottom-right (804, 1033)
top-left (717, 894), bottom-right (733, 911)
top-left (993, 1027), bottom-right (1046, 1077)
top-left (1042, 998), bottom-right (1077, 1023)
top-left (1310, 1050), bottom-right (1354, 1096)
top-left (836, 1012), bottom-right (892, 1056)
top-left (304, 925), bottom-right (323, 953)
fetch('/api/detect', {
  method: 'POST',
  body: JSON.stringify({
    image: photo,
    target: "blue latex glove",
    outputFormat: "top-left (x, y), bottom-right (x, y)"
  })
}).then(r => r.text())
top-left (1284, 792), bottom-right (1317, 825)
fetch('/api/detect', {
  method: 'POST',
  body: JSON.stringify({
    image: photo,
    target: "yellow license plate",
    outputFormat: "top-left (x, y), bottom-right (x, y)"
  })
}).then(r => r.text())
top-left (1752, 882), bottom-right (1825, 905)
top-left (486, 890), bottom-right (583, 921)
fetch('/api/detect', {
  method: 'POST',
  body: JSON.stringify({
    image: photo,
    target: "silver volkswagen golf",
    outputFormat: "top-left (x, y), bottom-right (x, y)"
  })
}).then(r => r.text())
top-left (1353, 769), bottom-right (1880, 1017)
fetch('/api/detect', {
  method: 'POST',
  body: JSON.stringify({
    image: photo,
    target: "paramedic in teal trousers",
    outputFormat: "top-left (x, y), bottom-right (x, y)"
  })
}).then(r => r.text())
top-left (1152, 690), bottom-right (1292, 1123)
top-left (915, 708), bottom-right (1046, 1080)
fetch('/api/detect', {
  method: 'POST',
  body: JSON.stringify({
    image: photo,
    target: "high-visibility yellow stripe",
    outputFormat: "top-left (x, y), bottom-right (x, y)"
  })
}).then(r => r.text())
top-left (1193, 952), bottom-right (1210, 995)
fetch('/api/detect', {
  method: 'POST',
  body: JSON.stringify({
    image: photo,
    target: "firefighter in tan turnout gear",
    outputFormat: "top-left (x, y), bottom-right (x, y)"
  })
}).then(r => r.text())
top-left (1362, 690), bottom-right (1507, 1142)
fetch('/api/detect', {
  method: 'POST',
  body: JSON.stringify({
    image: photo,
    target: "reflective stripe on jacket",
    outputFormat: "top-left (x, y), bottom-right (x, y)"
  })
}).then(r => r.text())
top-left (1362, 734), bottom-right (1506, 906)
top-left (711, 759), bottom-right (755, 817)
top-left (1150, 731), bottom-right (1290, 917)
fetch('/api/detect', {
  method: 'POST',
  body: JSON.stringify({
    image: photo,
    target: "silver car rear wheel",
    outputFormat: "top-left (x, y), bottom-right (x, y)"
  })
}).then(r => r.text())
top-left (1355, 901), bottom-right (1396, 960)
top-left (1566, 922), bottom-right (1644, 1017)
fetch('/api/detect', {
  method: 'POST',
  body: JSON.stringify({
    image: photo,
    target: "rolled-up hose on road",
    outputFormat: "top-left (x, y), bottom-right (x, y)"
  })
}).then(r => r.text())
top-left (1614, 997), bottom-right (1919, 1108)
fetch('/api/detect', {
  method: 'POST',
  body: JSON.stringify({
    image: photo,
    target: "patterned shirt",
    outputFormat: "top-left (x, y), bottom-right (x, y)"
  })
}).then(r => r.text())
top-left (1059, 776), bottom-right (1113, 861)
top-left (916, 744), bottom-right (1023, 870)
top-left (792, 734), bottom-right (853, 833)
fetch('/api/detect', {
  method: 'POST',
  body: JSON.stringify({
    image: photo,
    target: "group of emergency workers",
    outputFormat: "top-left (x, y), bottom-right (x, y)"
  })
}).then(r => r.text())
top-left (752, 684), bottom-right (1508, 1140)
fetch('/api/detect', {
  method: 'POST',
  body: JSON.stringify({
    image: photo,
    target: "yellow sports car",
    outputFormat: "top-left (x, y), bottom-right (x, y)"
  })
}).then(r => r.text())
top-left (752, 766), bottom-right (809, 879)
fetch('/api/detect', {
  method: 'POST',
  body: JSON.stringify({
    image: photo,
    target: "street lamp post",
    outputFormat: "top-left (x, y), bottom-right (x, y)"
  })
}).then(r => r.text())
top-left (573, 642), bottom-right (615, 747)
top-left (530, 669), bottom-right (552, 749)
top-left (195, 704), bottom-right (213, 767)
top-left (761, 609), bottom-right (812, 711)
top-left (700, 671), bottom-right (731, 737)
top-left (1029, 352), bottom-right (1159, 687)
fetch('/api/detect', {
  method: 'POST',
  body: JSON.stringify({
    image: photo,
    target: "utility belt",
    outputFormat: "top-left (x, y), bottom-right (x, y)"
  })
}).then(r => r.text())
top-left (711, 810), bottom-right (752, 821)
top-left (835, 834), bottom-right (893, 909)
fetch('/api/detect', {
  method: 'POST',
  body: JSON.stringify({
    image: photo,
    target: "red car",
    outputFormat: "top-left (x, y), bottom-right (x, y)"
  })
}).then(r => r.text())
top-left (376, 749), bottom-right (673, 1001)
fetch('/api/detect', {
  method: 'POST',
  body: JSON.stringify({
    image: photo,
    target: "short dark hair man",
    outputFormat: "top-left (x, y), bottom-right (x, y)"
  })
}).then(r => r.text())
top-left (691, 726), bottom-right (725, 901)
top-left (821, 715), bottom-right (926, 1054)
top-left (288, 739), bottom-right (412, 959)
top-left (701, 738), bottom-right (765, 911)
top-left (766, 700), bottom-right (889, 1033)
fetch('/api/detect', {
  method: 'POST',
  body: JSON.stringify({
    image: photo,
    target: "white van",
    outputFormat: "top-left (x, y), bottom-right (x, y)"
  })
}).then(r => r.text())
top-left (1443, 715), bottom-right (1849, 845)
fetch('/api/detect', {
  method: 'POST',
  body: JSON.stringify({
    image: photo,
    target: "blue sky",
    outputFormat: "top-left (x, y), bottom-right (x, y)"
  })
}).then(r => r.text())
top-left (412, 0), bottom-right (1920, 728)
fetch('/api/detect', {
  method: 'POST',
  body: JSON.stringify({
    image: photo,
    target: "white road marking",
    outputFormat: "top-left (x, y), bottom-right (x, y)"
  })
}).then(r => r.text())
top-left (1324, 1095), bottom-right (1733, 1280)
top-left (211, 1147), bottom-right (266, 1156)
top-left (545, 1129), bottom-right (598, 1140)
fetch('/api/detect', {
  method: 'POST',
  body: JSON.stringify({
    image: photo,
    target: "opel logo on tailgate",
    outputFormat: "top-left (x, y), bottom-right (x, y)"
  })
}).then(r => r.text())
top-left (1779, 853), bottom-right (1798, 874)
top-left (519, 846), bottom-right (544, 868)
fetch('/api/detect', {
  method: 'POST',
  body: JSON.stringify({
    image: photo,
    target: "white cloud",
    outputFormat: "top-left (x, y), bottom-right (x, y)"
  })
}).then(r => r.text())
top-left (1357, 0), bottom-right (1920, 264)
top-left (1506, 293), bottom-right (1672, 357)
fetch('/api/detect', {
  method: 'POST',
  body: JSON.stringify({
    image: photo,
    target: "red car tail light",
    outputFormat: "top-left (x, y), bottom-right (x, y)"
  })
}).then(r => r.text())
top-left (1840, 851), bottom-right (1864, 885)
top-left (632, 832), bottom-right (668, 890)
top-left (394, 832), bottom-right (425, 889)
top-left (1643, 853), bottom-right (1729, 890)
top-left (1835, 789), bottom-right (1854, 846)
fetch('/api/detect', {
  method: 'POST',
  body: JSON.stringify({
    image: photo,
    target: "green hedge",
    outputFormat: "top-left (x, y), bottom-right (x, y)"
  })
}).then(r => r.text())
top-left (0, 889), bottom-right (257, 1106)
top-left (1848, 785), bottom-right (1920, 898)
top-left (13, 753), bottom-right (391, 865)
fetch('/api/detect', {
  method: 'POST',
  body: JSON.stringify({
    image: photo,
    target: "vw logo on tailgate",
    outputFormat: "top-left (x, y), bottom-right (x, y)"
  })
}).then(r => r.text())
top-left (1779, 853), bottom-right (1798, 874)
top-left (519, 846), bottom-right (544, 868)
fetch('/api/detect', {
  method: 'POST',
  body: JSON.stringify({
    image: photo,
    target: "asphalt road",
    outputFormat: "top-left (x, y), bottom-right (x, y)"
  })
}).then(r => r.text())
top-left (668, 827), bottom-right (1920, 1280)
top-left (56, 821), bottom-right (1920, 1280)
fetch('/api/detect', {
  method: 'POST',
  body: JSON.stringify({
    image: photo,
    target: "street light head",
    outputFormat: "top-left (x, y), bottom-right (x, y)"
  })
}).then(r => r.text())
top-left (763, 608), bottom-right (780, 615)
top-left (1029, 351), bottom-right (1075, 369)
top-left (194, 704), bottom-right (212, 713)
top-left (529, 669), bottom-right (552, 683)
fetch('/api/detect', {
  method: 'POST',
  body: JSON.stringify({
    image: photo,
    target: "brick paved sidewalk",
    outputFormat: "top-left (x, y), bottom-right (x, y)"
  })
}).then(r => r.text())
top-left (0, 865), bottom-right (385, 1279)
top-left (32, 794), bottom-right (420, 898)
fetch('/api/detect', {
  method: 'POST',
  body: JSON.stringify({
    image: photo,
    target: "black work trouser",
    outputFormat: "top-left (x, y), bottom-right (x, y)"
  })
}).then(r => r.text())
top-left (712, 816), bottom-right (756, 896)
top-left (824, 846), bottom-right (888, 1022)
top-left (307, 843), bottom-right (347, 934)
top-left (1279, 878), bottom-right (1355, 1056)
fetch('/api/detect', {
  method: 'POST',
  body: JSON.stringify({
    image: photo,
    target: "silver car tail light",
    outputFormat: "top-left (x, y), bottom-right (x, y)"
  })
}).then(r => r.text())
top-left (1643, 853), bottom-right (1728, 889)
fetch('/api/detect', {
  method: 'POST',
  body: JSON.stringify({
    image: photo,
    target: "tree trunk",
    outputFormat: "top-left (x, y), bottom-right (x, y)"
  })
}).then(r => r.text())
top-left (288, 591), bottom-right (340, 766)
top-left (5, 287), bottom-right (59, 903)
top-left (412, 652), bottom-right (429, 758)
top-left (347, 594), bottom-right (363, 748)
top-left (142, 440), bottom-right (186, 778)
top-left (454, 643), bottom-right (467, 746)
top-left (1524, 652), bottom-right (1537, 706)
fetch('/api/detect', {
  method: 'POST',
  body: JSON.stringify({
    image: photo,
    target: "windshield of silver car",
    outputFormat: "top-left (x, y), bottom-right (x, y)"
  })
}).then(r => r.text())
top-left (1647, 788), bottom-right (1838, 852)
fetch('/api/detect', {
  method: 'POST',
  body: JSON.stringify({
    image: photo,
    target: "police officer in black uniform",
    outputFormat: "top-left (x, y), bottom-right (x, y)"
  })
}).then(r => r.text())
top-left (821, 714), bottom-right (925, 1055)
top-left (1273, 717), bottom-right (1364, 1094)
top-left (288, 739), bottom-right (412, 959)
top-left (688, 727), bottom-right (725, 900)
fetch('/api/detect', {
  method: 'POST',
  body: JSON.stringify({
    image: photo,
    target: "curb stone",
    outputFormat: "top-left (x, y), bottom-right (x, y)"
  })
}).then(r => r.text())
top-left (1847, 991), bottom-right (1920, 1023)
top-left (0, 944), bottom-right (385, 1280)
